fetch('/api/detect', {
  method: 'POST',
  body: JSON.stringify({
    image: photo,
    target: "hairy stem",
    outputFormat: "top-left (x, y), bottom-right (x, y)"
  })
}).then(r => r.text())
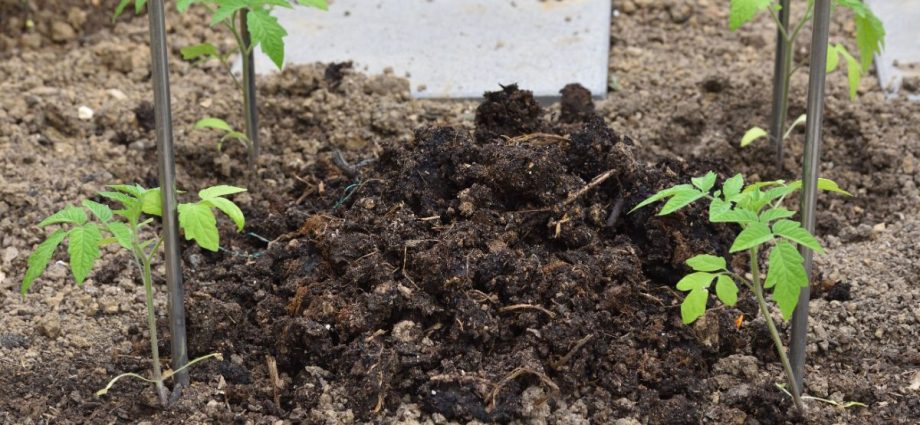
top-left (141, 254), bottom-right (169, 406)
top-left (750, 247), bottom-right (804, 413)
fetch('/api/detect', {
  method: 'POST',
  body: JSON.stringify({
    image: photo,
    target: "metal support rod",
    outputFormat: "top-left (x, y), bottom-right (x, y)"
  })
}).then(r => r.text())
top-left (790, 0), bottom-right (832, 397)
top-left (240, 9), bottom-right (260, 166)
top-left (769, 0), bottom-right (792, 170)
top-left (147, 0), bottom-right (189, 387)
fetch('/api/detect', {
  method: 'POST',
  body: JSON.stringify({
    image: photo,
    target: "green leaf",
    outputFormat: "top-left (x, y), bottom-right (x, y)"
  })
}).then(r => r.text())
top-left (836, 43), bottom-right (863, 100)
top-left (204, 197), bottom-right (246, 231)
top-left (676, 272), bottom-right (715, 292)
top-left (298, 0), bottom-right (328, 10)
top-left (211, 0), bottom-right (248, 25)
top-left (82, 200), bottom-right (113, 222)
top-left (248, 8), bottom-right (288, 70)
top-left (38, 205), bottom-right (87, 227)
top-left (114, 0), bottom-right (132, 20)
top-left (760, 207), bottom-right (796, 222)
top-left (681, 288), bottom-right (709, 324)
top-left (263, 0), bottom-right (295, 8)
top-left (740, 126), bottom-right (768, 147)
top-left (199, 185), bottom-right (247, 200)
top-left (709, 197), bottom-right (759, 223)
top-left (181, 43), bottom-right (220, 61)
top-left (729, 222), bottom-right (773, 253)
top-left (765, 240), bottom-right (808, 320)
top-left (106, 222), bottom-right (133, 250)
top-left (177, 0), bottom-right (198, 13)
top-left (772, 219), bottom-right (824, 253)
top-left (195, 117), bottom-right (235, 132)
top-left (686, 254), bottom-right (726, 272)
top-left (141, 188), bottom-right (162, 217)
top-left (21, 229), bottom-right (68, 295)
top-left (729, 0), bottom-right (772, 31)
top-left (836, 0), bottom-right (886, 70)
top-left (98, 191), bottom-right (136, 207)
top-left (827, 43), bottom-right (841, 73)
top-left (787, 178), bottom-right (853, 196)
top-left (691, 171), bottom-right (717, 193)
top-left (658, 188), bottom-right (705, 215)
top-left (629, 184), bottom-right (693, 213)
top-left (722, 174), bottom-right (744, 200)
top-left (68, 224), bottom-right (103, 285)
top-left (179, 203), bottom-right (219, 251)
top-left (109, 184), bottom-right (145, 197)
top-left (715, 274), bottom-right (738, 306)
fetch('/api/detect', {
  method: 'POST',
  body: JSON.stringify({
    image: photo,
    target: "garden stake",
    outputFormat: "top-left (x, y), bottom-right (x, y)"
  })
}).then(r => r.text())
top-left (769, 0), bottom-right (792, 169)
top-left (240, 8), bottom-right (260, 167)
top-left (790, 0), bottom-right (832, 401)
top-left (146, 0), bottom-right (190, 389)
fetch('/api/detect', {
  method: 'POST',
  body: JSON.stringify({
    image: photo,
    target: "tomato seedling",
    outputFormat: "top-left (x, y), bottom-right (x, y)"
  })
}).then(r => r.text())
top-left (631, 171), bottom-right (849, 413)
top-left (21, 184), bottom-right (246, 407)
top-left (730, 0), bottom-right (885, 161)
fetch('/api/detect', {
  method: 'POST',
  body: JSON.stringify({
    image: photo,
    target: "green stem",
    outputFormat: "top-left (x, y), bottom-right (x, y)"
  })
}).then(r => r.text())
top-left (750, 246), bottom-right (805, 414)
top-left (140, 252), bottom-right (169, 406)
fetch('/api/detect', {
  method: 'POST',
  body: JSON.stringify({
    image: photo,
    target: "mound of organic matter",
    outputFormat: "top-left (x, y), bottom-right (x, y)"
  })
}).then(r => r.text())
top-left (184, 85), bottom-right (794, 423)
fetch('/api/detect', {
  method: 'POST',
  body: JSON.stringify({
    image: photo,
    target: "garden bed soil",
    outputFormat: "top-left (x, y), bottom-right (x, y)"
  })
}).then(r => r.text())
top-left (1, 1), bottom-right (919, 424)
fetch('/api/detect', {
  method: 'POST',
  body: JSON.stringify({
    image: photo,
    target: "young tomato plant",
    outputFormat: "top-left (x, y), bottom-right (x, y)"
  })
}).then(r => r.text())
top-left (631, 172), bottom-right (849, 413)
top-left (730, 0), bottom-right (885, 160)
top-left (21, 184), bottom-right (246, 407)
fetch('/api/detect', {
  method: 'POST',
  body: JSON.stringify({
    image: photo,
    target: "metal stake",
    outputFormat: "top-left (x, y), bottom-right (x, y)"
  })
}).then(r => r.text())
top-left (769, 0), bottom-right (792, 170)
top-left (147, 0), bottom-right (189, 387)
top-left (790, 0), bottom-right (832, 397)
top-left (240, 9), bottom-right (260, 166)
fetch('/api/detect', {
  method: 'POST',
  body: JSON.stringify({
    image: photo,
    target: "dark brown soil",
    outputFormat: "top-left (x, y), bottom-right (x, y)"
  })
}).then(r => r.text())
top-left (2, 1), bottom-right (919, 424)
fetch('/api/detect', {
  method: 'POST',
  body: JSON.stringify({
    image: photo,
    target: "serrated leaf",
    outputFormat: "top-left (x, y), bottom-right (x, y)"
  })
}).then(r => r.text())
top-left (142, 188), bottom-right (162, 217)
top-left (181, 43), bottom-right (219, 61)
top-left (709, 197), bottom-right (759, 223)
top-left (658, 188), bottom-right (705, 215)
top-left (629, 184), bottom-right (694, 214)
top-left (135, 0), bottom-right (147, 14)
top-left (787, 178), bottom-right (853, 196)
top-left (248, 8), bottom-right (288, 70)
top-left (676, 272), bottom-right (715, 291)
top-left (106, 221), bottom-right (133, 250)
top-left (211, 0), bottom-right (247, 25)
top-left (68, 224), bottom-right (103, 285)
top-left (109, 184), bottom-right (145, 197)
top-left (740, 126), bottom-right (768, 147)
top-left (681, 288), bottom-right (709, 324)
top-left (204, 197), bottom-right (245, 231)
top-left (722, 174), bottom-right (744, 200)
top-left (38, 205), bottom-right (87, 227)
top-left (98, 191), bottom-right (136, 207)
top-left (841, 45), bottom-right (863, 100)
top-left (715, 274), bottom-right (738, 306)
top-left (179, 203), bottom-right (219, 251)
top-left (691, 171), bottom-right (717, 193)
top-left (21, 229), bottom-right (68, 295)
top-left (765, 240), bottom-right (808, 319)
top-left (760, 207), bottom-right (796, 222)
top-left (772, 219), bottom-right (824, 253)
top-left (686, 254), bottom-right (726, 272)
top-left (199, 185), bottom-right (247, 200)
top-left (729, 222), bottom-right (773, 253)
top-left (263, 0), bottom-right (294, 8)
top-left (82, 200), bottom-right (113, 222)
top-left (195, 117), bottom-right (235, 132)
top-left (298, 0), bottom-right (328, 10)
top-left (729, 0), bottom-right (772, 31)
top-left (836, 0), bottom-right (886, 71)
top-left (113, 0), bottom-right (132, 20)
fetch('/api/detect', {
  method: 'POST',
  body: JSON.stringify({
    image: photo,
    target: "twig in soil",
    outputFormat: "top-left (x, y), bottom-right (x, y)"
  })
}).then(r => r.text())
top-left (487, 367), bottom-right (559, 412)
top-left (332, 149), bottom-right (357, 178)
top-left (562, 168), bottom-right (617, 206)
top-left (774, 383), bottom-right (867, 408)
top-left (401, 246), bottom-right (418, 289)
top-left (266, 355), bottom-right (282, 410)
top-left (551, 334), bottom-right (594, 371)
top-left (498, 304), bottom-right (556, 319)
top-left (605, 194), bottom-right (626, 227)
top-left (503, 133), bottom-right (570, 146)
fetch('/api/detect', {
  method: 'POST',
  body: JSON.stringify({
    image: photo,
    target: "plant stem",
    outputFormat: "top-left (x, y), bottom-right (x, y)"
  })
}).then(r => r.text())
top-left (140, 254), bottom-right (169, 406)
top-left (769, 0), bottom-right (793, 172)
top-left (750, 246), bottom-right (805, 414)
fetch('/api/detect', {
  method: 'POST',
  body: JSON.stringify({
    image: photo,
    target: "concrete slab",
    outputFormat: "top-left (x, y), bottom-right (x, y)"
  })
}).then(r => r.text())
top-left (239, 0), bottom-right (611, 99)
top-left (865, 0), bottom-right (920, 101)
